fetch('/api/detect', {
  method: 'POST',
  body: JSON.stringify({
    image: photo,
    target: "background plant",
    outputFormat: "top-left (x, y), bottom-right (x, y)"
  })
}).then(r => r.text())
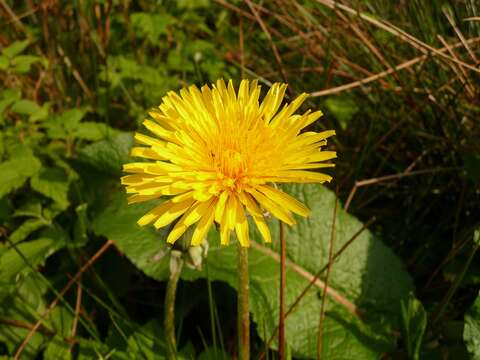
top-left (0, 0), bottom-right (479, 359)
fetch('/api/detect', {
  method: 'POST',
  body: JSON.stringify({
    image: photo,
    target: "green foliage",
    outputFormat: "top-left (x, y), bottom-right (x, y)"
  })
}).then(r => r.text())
top-left (465, 292), bottom-right (480, 359)
top-left (0, 146), bottom-right (41, 198)
top-left (0, 238), bottom-right (55, 281)
top-left (79, 132), bottom-right (133, 176)
top-left (31, 167), bottom-right (70, 210)
top-left (0, 40), bottom-right (45, 74)
top-left (324, 97), bottom-right (359, 130)
top-left (131, 12), bottom-right (176, 44)
top-left (0, 0), bottom-right (479, 358)
top-left (401, 294), bottom-right (427, 360)
top-left (93, 192), bottom-right (170, 281)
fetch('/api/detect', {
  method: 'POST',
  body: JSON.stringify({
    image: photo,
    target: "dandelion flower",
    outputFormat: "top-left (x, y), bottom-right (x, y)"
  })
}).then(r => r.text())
top-left (121, 79), bottom-right (336, 247)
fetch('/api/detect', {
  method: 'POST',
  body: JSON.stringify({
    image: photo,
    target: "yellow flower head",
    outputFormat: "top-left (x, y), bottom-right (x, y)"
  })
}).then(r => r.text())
top-left (121, 79), bottom-right (336, 247)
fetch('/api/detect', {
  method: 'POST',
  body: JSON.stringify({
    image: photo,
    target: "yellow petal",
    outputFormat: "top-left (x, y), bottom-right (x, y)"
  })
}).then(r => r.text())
top-left (224, 195), bottom-right (238, 230)
top-left (271, 171), bottom-right (333, 183)
top-left (191, 203), bottom-right (216, 246)
top-left (246, 188), bottom-right (295, 225)
top-left (137, 201), bottom-right (172, 226)
top-left (153, 198), bottom-right (195, 229)
top-left (252, 215), bottom-right (271, 243)
top-left (214, 191), bottom-right (229, 223)
top-left (260, 83), bottom-right (287, 123)
top-left (303, 151), bottom-right (337, 163)
top-left (234, 199), bottom-right (249, 247)
top-left (238, 192), bottom-right (262, 217)
top-left (171, 191), bottom-right (195, 203)
top-left (166, 222), bottom-right (188, 244)
top-left (220, 225), bottom-right (231, 245)
top-left (182, 198), bottom-right (216, 226)
top-left (127, 194), bottom-right (161, 204)
top-left (281, 163), bottom-right (335, 170)
top-left (143, 119), bottom-right (175, 141)
top-left (121, 174), bottom-right (156, 185)
top-left (257, 185), bottom-right (310, 217)
top-left (134, 133), bottom-right (164, 147)
top-left (130, 147), bottom-right (166, 160)
top-left (270, 93), bottom-right (308, 127)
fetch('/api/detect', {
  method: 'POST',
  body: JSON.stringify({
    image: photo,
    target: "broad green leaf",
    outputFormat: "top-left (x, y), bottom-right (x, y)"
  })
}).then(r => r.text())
top-left (0, 238), bottom-right (55, 281)
top-left (13, 200), bottom-right (42, 218)
top-left (93, 185), bottom-right (413, 358)
top-left (0, 148), bottom-right (41, 198)
top-left (464, 291), bottom-right (480, 359)
top-left (0, 89), bottom-right (21, 116)
top-left (10, 99), bottom-right (41, 115)
top-left (0, 55), bottom-right (7, 70)
top-left (73, 121), bottom-right (117, 141)
top-left (30, 167), bottom-right (70, 210)
top-left (10, 218), bottom-right (49, 243)
top-left (76, 339), bottom-right (111, 360)
top-left (126, 320), bottom-right (167, 359)
top-left (2, 40), bottom-right (29, 58)
top-left (266, 184), bottom-right (413, 324)
top-left (11, 55), bottom-right (42, 73)
top-left (93, 192), bottom-right (170, 281)
top-left (59, 108), bottom-right (88, 130)
top-left (401, 294), bottom-right (427, 360)
top-left (79, 132), bottom-right (134, 176)
top-left (44, 108), bottom-right (89, 139)
top-left (324, 97), bottom-right (359, 130)
top-left (131, 12), bottom-right (175, 43)
top-left (29, 102), bottom-right (50, 122)
top-left (44, 337), bottom-right (72, 360)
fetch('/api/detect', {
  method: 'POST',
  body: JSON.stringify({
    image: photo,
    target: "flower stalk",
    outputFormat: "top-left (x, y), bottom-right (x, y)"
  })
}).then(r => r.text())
top-left (279, 221), bottom-right (286, 359)
top-left (237, 244), bottom-right (250, 360)
top-left (165, 251), bottom-right (184, 360)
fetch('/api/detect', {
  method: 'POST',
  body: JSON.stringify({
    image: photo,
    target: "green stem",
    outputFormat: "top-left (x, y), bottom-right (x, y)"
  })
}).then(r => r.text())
top-left (165, 254), bottom-right (183, 360)
top-left (237, 244), bottom-right (250, 360)
top-left (279, 221), bottom-right (286, 360)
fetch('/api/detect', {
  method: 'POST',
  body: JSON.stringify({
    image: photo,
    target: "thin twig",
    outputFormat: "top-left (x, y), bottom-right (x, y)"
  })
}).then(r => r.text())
top-left (437, 35), bottom-right (475, 98)
top-left (0, 0), bottom-right (29, 34)
top-left (311, 37), bottom-right (480, 97)
top-left (0, 319), bottom-right (76, 344)
top-left (344, 167), bottom-right (458, 212)
top-left (14, 240), bottom-right (114, 360)
top-left (57, 46), bottom-right (93, 98)
top-left (443, 9), bottom-right (478, 64)
top-left (70, 280), bottom-right (83, 339)
top-left (314, 0), bottom-right (480, 73)
top-left (317, 193), bottom-right (338, 359)
top-left (431, 238), bottom-right (480, 325)
top-left (240, 15), bottom-right (245, 78)
top-left (245, 0), bottom-right (290, 86)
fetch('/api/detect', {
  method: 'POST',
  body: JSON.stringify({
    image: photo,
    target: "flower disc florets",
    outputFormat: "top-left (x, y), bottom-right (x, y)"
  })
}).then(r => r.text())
top-left (122, 79), bottom-right (336, 247)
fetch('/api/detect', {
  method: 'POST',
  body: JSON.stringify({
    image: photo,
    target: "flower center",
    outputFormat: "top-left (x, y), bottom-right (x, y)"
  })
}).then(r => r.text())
top-left (212, 148), bottom-right (249, 192)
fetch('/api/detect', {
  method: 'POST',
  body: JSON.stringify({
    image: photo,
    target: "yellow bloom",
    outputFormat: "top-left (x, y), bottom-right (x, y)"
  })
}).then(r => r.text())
top-left (121, 79), bottom-right (336, 247)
